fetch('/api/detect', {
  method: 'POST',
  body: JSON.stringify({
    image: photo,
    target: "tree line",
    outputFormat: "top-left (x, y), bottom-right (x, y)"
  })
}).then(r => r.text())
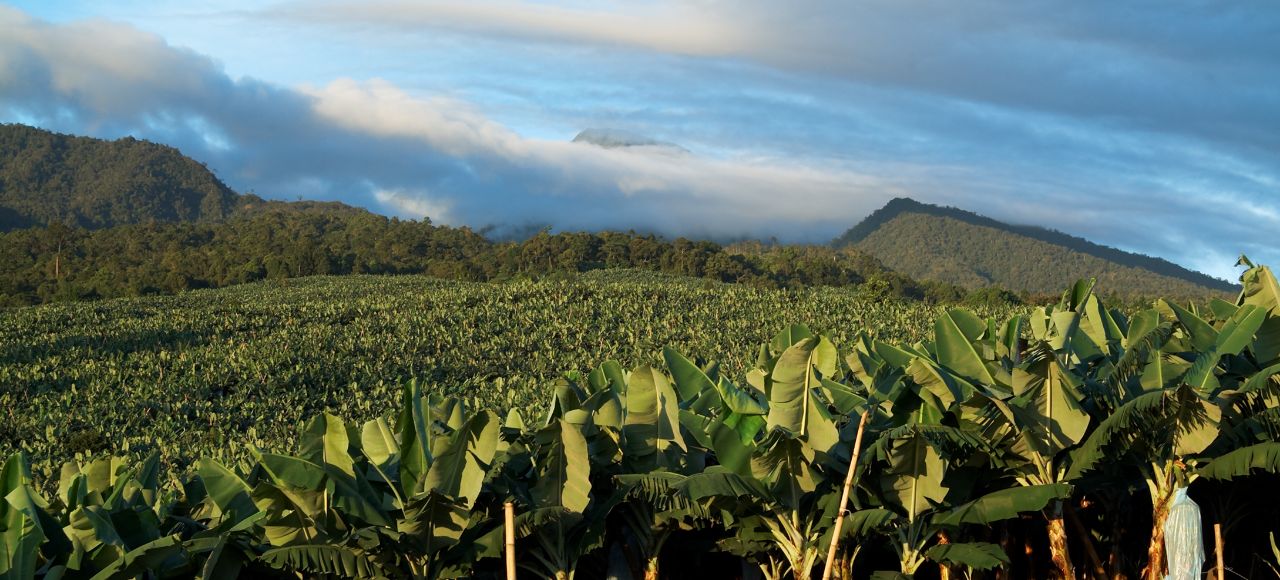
top-left (0, 208), bottom-right (1023, 307)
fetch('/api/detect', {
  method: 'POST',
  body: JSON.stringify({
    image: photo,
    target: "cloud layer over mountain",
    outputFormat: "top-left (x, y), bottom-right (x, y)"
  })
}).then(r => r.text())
top-left (3, 1), bottom-right (1278, 279)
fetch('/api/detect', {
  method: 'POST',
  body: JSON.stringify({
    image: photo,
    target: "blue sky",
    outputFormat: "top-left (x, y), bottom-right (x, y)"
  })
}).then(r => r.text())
top-left (2, 1), bottom-right (1278, 280)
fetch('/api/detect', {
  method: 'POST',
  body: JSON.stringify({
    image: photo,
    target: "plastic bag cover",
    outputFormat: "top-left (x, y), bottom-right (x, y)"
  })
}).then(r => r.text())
top-left (1163, 487), bottom-right (1204, 580)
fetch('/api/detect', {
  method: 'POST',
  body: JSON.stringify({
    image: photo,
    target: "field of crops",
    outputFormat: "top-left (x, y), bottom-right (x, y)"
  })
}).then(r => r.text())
top-left (0, 270), bottom-right (1004, 477)
top-left (4, 266), bottom-right (1280, 580)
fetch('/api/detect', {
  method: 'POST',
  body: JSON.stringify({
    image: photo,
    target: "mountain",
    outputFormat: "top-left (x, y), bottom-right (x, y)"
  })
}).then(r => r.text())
top-left (0, 124), bottom-right (374, 232)
top-left (0, 124), bottom-right (948, 306)
top-left (833, 197), bottom-right (1238, 298)
top-left (0, 124), bottom-right (248, 230)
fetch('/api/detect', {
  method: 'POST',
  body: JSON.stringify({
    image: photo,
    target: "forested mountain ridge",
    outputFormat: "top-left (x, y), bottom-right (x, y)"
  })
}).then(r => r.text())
top-left (0, 124), bottom-right (983, 306)
top-left (0, 123), bottom-right (1227, 306)
top-left (0, 123), bottom-right (247, 229)
top-left (0, 211), bottom-right (946, 306)
top-left (834, 197), bottom-right (1238, 297)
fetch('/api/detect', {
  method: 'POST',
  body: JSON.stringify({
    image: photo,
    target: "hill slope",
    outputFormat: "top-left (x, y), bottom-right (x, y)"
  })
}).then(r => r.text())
top-left (0, 123), bottom-right (377, 231)
top-left (834, 198), bottom-right (1237, 297)
top-left (0, 124), bottom-right (247, 230)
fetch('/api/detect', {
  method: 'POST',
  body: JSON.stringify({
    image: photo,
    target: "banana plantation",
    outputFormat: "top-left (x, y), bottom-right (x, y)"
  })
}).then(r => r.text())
top-left (4, 261), bottom-right (1280, 579)
top-left (0, 270), bottom-right (968, 474)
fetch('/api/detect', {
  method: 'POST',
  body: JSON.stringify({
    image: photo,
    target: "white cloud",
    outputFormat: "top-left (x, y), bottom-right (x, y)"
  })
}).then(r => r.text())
top-left (2, 4), bottom-right (1277, 278)
top-left (0, 7), bottom-right (226, 117)
top-left (269, 1), bottom-right (743, 57)
top-left (291, 75), bottom-right (896, 236)
top-left (374, 188), bottom-right (455, 224)
top-left (269, 0), bottom-right (1280, 159)
top-left (0, 9), bottom-right (893, 242)
top-left (301, 78), bottom-right (520, 157)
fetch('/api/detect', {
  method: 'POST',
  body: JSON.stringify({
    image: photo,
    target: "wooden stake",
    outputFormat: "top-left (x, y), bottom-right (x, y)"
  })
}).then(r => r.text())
top-left (1214, 522), bottom-right (1224, 580)
top-left (821, 409), bottom-right (871, 580)
top-left (505, 501), bottom-right (517, 580)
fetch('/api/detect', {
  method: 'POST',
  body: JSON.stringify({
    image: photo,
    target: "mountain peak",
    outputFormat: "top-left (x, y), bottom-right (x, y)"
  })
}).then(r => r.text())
top-left (834, 197), bottom-right (1237, 297)
top-left (0, 124), bottom-right (242, 230)
top-left (0, 123), bottom-right (369, 231)
top-left (834, 197), bottom-right (932, 246)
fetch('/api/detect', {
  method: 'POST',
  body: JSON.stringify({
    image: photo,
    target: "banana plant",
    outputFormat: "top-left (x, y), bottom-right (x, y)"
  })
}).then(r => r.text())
top-left (1237, 257), bottom-right (1280, 366)
top-left (2, 452), bottom-right (67, 579)
top-left (488, 368), bottom-right (624, 580)
top-left (612, 471), bottom-right (716, 580)
top-left (965, 280), bottom-right (1114, 579)
top-left (668, 464), bottom-right (821, 580)
top-left (843, 301), bottom-right (1086, 579)
top-left (595, 350), bottom-right (731, 580)
top-left (1, 451), bottom-right (224, 579)
top-left (671, 328), bottom-right (853, 580)
top-left (189, 379), bottom-right (505, 579)
top-left (860, 419), bottom-right (1073, 578)
top-left (1199, 259), bottom-right (1280, 480)
top-left (501, 418), bottom-right (603, 580)
top-left (1067, 270), bottom-right (1275, 580)
top-left (749, 329), bottom-right (847, 580)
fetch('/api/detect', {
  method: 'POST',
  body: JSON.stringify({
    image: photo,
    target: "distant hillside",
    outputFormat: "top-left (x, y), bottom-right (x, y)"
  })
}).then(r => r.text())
top-left (0, 124), bottom-right (250, 230)
top-left (0, 123), bottom-right (377, 233)
top-left (1, 124), bottom-right (971, 306)
top-left (834, 198), bottom-right (1237, 298)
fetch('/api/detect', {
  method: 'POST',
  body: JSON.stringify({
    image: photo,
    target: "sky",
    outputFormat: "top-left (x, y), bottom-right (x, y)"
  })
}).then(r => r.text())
top-left (1, 1), bottom-right (1277, 281)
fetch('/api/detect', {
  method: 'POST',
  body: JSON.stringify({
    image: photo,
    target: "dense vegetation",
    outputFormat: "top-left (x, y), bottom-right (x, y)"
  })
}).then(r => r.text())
top-left (0, 123), bottom-right (244, 230)
top-left (0, 270), bottom-right (999, 474)
top-left (3, 263), bottom-right (1279, 579)
top-left (0, 206), bottom-right (985, 307)
top-left (834, 197), bottom-right (1236, 298)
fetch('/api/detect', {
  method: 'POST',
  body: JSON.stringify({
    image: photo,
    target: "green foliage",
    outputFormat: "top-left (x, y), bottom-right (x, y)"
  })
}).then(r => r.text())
top-left (924, 542), bottom-right (1010, 570)
top-left (1, 273), bottom-right (984, 474)
top-left (834, 197), bottom-right (1236, 299)
top-left (2, 262), bottom-right (1279, 579)
top-left (0, 123), bottom-right (240, 230)
top-left (0, 212), bottom-right (949, 306)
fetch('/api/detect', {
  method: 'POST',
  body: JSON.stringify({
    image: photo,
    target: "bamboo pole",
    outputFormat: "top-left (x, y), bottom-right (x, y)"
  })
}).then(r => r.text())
top-left (505, 501), bottom-right (517, 580)
top-left (1214, 523), bottom-right (1224, 580)
top-left (821, 409), bottom-right (871, 580)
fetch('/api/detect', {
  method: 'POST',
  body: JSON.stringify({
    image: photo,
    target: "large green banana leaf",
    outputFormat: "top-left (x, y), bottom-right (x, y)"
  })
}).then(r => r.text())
top-left (195, 459), bottom-right (259, 528)
top-left (258, 543), bottom-right (388, 578)
top-left (398, 379), bottom-right (434, 496)
top-left (934, 309), bottom-right (996, 385)
top-left (423, 410), bottom-right (499, 507)
top-left (1010, 356), bottom-right (1090, 457)
top-left (664, 347), bottom-right (716, 402)
top-left (925, 542), bottom-right (1009, 570)
top-left (532, 420), bottom-right (592, 514)
top-left (1196, 442), bottom-right (1280, 480)
top-left (879, 432), bottom-right (947, 521)
top-left (623, 365), bottom-right (685, 470)
top-left (932, 483), bottom-right (1071, 526)
top-left (300, 412), bottom-right (355, 478)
